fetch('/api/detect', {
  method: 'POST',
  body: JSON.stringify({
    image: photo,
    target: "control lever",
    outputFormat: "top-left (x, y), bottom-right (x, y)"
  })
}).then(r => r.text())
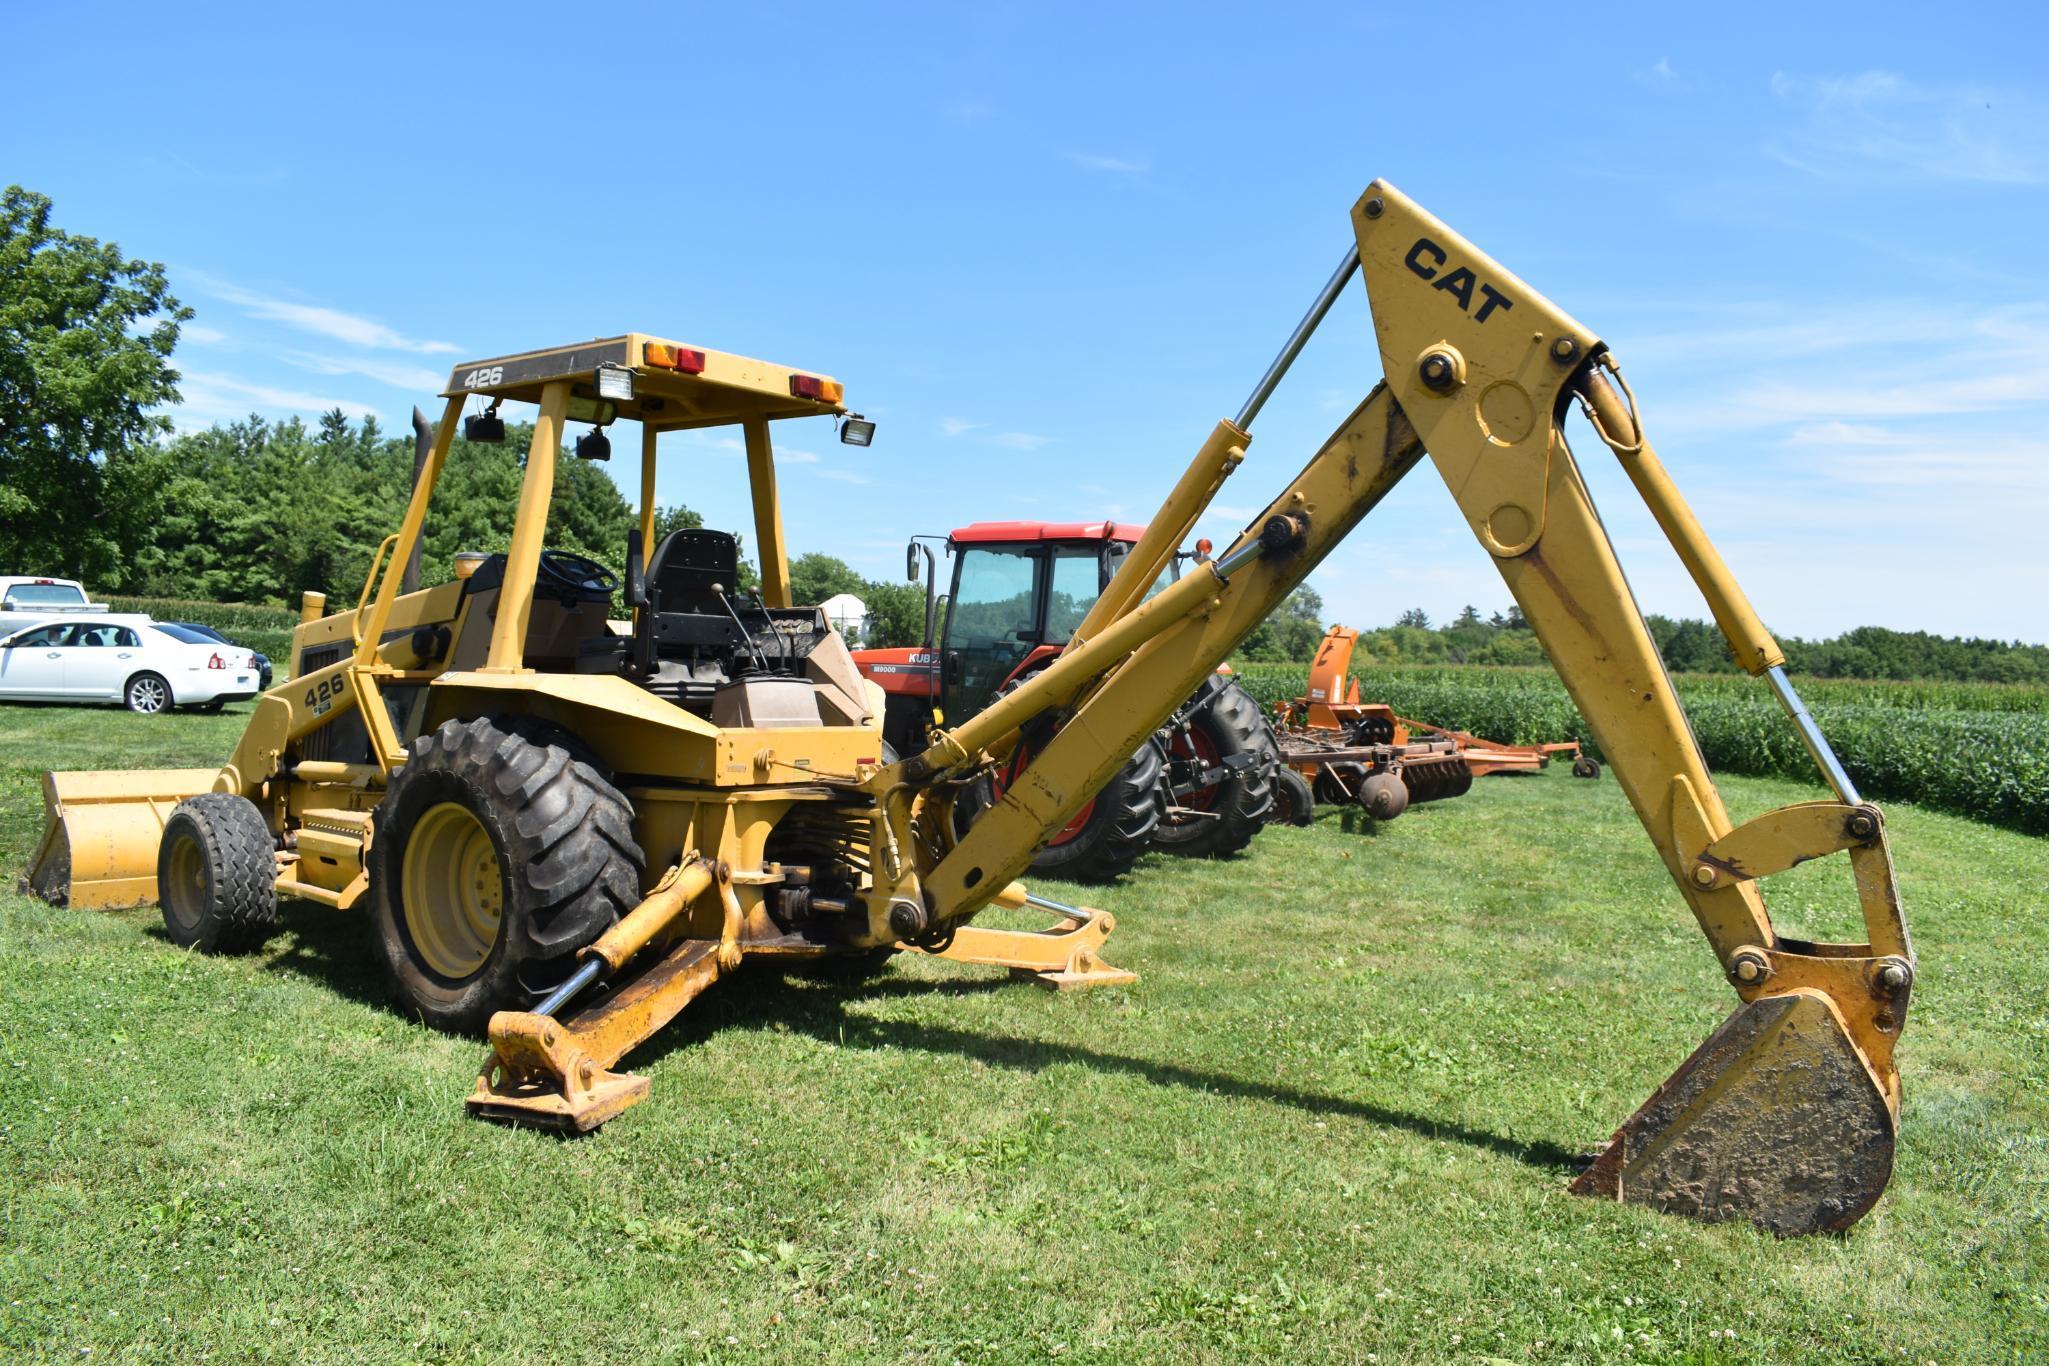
top-left (711, 583), bottom-right (770, 673)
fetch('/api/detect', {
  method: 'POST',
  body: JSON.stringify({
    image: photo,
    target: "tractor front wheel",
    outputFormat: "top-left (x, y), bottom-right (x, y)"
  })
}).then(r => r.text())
top-left (369, 716), bottom-right (642, 1033)
top-left (159, 793), bottom-right (279, 954)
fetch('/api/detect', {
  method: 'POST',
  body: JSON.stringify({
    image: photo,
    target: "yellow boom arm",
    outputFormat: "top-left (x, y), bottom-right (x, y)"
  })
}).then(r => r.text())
top-left (883, 180), bottom-right (1913, 1236)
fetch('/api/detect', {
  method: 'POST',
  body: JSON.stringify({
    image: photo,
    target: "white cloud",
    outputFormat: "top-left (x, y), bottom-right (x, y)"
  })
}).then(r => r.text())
top-left (180, 323), bottom-right (227, 345)
top-left (939, 417), bottom-right (980, 437)
top-left (171, 370), bottom-right (380, 428)
top-left (282, 351), bottom-right (447, 393)
top-left (1071, 152), bottom-right (1147, 174)
top-left (990, 431), bottom-right (1050, 451)
top-left (188, 271), bottom-right (462, 353)
top-left (777, 448), bottom-right (821, 464)
top-left (1767, 70), bottom-right (2047, 185)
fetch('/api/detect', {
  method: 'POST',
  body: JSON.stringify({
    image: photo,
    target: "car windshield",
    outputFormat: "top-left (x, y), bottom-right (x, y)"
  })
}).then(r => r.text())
top-left (3, 583), bottom-right (85, 607)
top-left (153, 623), bottom-right (216, 645)
top-left (172, 622), bottom-right (227, 643)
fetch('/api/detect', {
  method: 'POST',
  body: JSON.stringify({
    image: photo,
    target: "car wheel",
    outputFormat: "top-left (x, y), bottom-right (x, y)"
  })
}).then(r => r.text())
top-left (125, 673), bottom-right (172, 714)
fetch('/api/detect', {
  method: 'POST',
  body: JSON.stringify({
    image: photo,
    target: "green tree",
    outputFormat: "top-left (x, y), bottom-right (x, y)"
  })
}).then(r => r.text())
top-left (789, 552), bottom-right (867, 606)
top-left (0, 185), bottom-right (190, 578)
top-left (860, 579), bottom-right (929, 647)
top-left (1240, 585), bottom-right (1326, 661)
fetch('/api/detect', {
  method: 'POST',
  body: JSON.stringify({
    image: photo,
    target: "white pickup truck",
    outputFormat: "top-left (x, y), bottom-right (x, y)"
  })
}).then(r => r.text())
top-left (0, 576), bottom-right (110, 637)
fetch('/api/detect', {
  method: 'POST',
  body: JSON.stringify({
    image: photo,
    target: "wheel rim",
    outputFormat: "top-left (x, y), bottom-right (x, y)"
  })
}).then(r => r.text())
top-left (400, 802), bottom-right (505, 979)
top-left (163, 830), bottom-right (206, 932)
top-left (1272, 776), bottom-right (1299, 825)
top-left (1165, 725), bottom-right (1223, 819)
top-left (130, 677), bottom-right (166, 712)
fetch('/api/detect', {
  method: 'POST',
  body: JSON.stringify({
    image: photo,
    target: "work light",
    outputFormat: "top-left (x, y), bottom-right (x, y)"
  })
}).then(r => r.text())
top-left (839, 415), bottom-right (876, 447)
top-left (595, 363), bottom-right (635, 402)
top-left (464, 404), bottom-right (506, 443)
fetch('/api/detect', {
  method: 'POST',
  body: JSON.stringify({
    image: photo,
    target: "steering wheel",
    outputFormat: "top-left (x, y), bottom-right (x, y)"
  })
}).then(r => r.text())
top-left (536, 549), bottom-right (619, 599)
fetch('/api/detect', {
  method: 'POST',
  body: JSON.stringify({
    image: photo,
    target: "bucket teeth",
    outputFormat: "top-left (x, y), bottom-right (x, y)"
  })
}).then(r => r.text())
top-left (1570, 989), bottom-right (1898, 1236)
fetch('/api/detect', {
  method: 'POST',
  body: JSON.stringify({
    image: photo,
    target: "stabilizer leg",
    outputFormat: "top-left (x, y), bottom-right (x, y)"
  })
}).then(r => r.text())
top-left (469, 938), bottom-right (724, 1131)
top-left (921, 883), bottom-right (1137, 990)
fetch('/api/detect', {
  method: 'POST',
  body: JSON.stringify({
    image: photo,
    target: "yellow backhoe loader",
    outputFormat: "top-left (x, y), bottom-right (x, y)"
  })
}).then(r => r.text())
top-left (27, 181), bottom-right (1912, 1237)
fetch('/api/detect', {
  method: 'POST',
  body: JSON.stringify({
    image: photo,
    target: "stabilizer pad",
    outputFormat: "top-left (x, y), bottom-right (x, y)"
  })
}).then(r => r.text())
top-left (1570, 990), bottom-right (1896, 1236)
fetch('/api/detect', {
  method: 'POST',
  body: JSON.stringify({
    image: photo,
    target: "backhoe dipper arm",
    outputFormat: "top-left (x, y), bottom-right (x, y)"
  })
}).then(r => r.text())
top-left (884, 180), bottom-right (1912, 1236)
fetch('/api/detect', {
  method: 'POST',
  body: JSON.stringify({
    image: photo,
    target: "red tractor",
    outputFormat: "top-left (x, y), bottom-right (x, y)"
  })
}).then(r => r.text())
top-left (852, 520), bottom-right (1278, 882)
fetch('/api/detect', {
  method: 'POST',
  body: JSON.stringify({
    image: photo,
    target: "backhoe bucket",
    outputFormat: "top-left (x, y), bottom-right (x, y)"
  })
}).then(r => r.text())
top-left (1570, 989), bottom-right (1898, 1236)
top-left (23, 769), bottom-right (221, 910)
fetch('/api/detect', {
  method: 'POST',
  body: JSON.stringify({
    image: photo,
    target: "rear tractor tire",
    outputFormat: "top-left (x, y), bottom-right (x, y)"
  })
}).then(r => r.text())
top-left (369, 716), bottom-right (643, 1034)
top-left (1024, 739), bottom-right (1165, 884)
top-left (1150, 678), bottom-right (1278, 860)
top-left (953, 677), bottom-right (1165, 885)
top-left (159, 793), bottom-right (279, 954)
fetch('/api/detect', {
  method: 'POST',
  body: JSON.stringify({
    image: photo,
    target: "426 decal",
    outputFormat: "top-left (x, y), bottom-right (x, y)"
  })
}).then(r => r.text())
top-left (303, 675), bottom-right (344, 717)
top-left (458, 365), bottom-right (504, 389)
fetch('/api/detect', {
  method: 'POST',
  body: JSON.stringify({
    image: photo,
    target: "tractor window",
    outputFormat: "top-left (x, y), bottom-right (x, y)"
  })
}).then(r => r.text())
top-left (942, 546), bottom-right (1043, 725)
top-left (1045, 548), bottom-right (1104, 646)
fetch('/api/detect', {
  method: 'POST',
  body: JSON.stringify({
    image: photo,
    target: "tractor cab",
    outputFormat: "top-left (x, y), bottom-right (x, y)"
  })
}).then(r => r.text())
top-left (855, 520), bottom-right (1191, 756)
top-left (938, 521), bottom-right (1155, 725)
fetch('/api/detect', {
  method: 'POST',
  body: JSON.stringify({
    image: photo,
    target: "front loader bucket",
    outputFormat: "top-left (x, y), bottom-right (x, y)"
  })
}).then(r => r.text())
top-left (23, 769), bottom-right (221, 910)
top-left (1570, 989), bottom-right (1897, 1236)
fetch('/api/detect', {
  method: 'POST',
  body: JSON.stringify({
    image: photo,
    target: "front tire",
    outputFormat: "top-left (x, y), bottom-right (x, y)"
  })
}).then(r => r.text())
top-left (125, 672), bottom-right (171, 714)
top-left (159, 793), bottom-right (278, 953)
top-left (1151, 679), bottom-right (1277, 859)
top-left (369, 716), bottom-right (642, 1033)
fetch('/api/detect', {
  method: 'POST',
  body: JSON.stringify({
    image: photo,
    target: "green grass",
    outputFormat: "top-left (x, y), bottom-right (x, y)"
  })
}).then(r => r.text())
top-left (1, 703), bottom-right (2045, 1360)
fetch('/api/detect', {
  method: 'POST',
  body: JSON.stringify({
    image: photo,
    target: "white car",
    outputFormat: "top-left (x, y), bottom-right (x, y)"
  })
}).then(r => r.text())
top-left (0, 615), bottom-right (262, 713)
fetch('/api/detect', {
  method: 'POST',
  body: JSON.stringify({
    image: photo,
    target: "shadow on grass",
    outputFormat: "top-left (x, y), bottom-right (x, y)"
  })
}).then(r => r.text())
top-left (636, 963), bottom-right (1586, 1174)
top-left (142, 893), bottom-right (389, 1009)
top-left (199, 907), bottom-right (1581, 1174)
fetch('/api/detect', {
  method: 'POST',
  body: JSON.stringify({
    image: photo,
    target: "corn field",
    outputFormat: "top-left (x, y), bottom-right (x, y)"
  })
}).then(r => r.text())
top-left (1229, 662), bottom-right (2049, 836)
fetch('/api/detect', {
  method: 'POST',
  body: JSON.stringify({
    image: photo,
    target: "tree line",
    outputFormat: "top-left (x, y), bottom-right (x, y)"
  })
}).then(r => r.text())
top-left (1337, 606), bottom-right (2049, 685)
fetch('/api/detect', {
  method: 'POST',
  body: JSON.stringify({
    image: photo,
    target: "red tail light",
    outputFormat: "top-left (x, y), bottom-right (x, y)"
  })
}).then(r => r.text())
top-left (643, 342), bottom-right (707, 374)
top-left (207, 653), bottom-right (225, 670)
top-left (789, 373), bottom-right (844, 403)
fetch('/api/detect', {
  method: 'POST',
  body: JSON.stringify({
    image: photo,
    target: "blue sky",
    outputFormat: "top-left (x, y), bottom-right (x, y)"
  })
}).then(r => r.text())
top-left (6, 2), bottom-right (2046, 641)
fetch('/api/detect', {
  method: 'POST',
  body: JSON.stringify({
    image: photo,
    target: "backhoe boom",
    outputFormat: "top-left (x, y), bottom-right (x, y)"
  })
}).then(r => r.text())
top-left (883, 180), bottom-right (1913, 1235)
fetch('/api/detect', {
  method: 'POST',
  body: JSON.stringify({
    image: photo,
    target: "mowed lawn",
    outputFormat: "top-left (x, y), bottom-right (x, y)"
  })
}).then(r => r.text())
top-left (0, 703), bottom-right (2044, 1361)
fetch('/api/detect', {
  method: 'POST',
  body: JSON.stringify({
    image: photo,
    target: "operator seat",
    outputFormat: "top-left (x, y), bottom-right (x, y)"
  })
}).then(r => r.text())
top-left (646, 528), bottom-right (742, 616)
top-left (575, 529), bottom-right (748, 694)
